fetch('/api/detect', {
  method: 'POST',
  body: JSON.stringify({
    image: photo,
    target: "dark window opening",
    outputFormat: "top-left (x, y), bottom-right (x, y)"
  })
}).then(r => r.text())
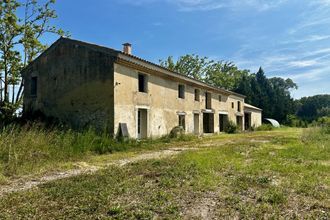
top-left (138, 74), bottom-right (147, 93)
top-left (178, 115), bottom-right (186, 130)
top-left (31, 76), bottom-right (38, 96)
top-left (219, 95), bottom-right (222, 102)
top-left (178, 84), bottom-right (185, 99)
top-left (205, 92), bottom-right (212, 109)
top-left (237, 101), bottom-right (241, 112)
top-left (231, 102), bottom-right (234, 109)
top-left (194, 89), bottom-right (200, 101)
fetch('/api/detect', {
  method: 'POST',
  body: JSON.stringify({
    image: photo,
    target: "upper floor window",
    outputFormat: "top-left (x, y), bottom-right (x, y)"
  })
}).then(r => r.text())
top-left (237, 101), bottom-right (241, 112)
top-left (138, 74), bottom-right (148, 93)
top-left (231, 102), bottom-right (234, 109)
top-left (205, 92), bottom-right (212, 109)
top-left (219, 95), bottom-right (222, 102)
top-left (178, 84), bottom-right (185, 99)
top-left (194, 89), bottom-right (200, 101)
top-left (31, 76), bottom-right (38, 96)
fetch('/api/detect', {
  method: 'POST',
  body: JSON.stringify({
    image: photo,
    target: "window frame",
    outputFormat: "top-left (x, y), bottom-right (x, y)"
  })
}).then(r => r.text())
top-left (178, 84), bottom-right (185, 99)
top-left (194, 89), bottom-right (200, 101)
top-left (138, 73), bottom-right (148, 93)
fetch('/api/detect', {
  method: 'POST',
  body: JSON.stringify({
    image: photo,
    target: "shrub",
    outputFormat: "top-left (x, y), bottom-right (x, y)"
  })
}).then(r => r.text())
top-left (256, 124), bottom-right (273, 131)
top-left (224, 121), bottom-right (238, 134)
top-left (169, 126), bottom-right (185, 138)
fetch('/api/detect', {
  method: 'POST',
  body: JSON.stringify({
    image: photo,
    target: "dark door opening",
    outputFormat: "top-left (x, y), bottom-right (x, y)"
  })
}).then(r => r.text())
top-left (244, 113), bottom-right (251, 130)
top-left (219, 114), bottom-right (229, 132)
top-left (203, 113), bottom-right (214, 133)
top-left (138, 109), bottom-right (147, 138)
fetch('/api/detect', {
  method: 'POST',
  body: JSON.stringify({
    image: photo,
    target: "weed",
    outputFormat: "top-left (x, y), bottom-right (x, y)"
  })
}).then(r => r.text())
top-left (256, 124), bottom-right (274, 131)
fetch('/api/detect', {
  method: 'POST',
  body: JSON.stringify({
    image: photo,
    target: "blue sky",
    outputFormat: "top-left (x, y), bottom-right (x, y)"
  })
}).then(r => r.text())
top-left (48, 0), bottom-right (330, 98)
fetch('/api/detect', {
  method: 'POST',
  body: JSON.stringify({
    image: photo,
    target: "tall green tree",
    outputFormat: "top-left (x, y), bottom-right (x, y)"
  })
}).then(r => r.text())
top-left (159, 54), bottom-right (249, 90)
top-left (296, 94), bottom-right (330, 122)
top-left (159, 54), bottom-right (212, 80)
top-left (0, 0), bottom-right (67, 119)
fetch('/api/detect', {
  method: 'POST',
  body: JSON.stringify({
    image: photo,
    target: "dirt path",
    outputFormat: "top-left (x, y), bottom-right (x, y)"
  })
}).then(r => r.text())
top-left (0, 147), bottom-right (195, 197)
top-left (0, 137), bottom-right (270, 198)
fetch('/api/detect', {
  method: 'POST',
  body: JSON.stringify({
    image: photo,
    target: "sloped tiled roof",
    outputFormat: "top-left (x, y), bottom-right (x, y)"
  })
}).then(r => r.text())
top-left (22, 37), bottom-right (246, 98)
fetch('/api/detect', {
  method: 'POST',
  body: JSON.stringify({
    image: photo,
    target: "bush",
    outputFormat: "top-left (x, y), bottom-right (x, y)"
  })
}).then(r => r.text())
top-left (224, 121), bottom-right (238, 134)
top-left (169, 126), bottom-right (185, 138)
top-left (255, 124), bottom-right (273, 131)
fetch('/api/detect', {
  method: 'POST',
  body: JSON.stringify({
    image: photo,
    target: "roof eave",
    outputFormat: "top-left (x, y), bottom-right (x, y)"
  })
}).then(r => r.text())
top-left (117, 53), bottom-right (246, 98)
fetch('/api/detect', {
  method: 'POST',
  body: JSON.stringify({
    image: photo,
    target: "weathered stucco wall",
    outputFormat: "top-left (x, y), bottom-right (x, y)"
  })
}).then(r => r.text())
top-left (22, 38), bottom-right (253, 138)
top-left (247, 108), bottom-right (262, 128)
top-left (113, 63), bottom-right (244, 138)
top-left (23, 40), bottom-right (115, 132)
top-left (227, 95), bottom-right (245, 130)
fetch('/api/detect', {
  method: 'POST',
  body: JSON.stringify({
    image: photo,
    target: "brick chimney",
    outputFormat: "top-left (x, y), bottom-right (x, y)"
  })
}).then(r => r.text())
top-left (122, 43), bottom-right (132, 55)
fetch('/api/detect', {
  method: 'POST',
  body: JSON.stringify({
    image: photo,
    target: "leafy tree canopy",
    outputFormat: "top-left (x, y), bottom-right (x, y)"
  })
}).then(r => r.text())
top-left (296, 94), bottom-right (330, 122)
top-left (0, 0), bottom-right (68, 120)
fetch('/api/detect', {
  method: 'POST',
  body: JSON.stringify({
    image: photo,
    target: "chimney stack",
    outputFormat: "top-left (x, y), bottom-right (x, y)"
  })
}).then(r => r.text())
top-left (122, 43), bottom-right (132, 55)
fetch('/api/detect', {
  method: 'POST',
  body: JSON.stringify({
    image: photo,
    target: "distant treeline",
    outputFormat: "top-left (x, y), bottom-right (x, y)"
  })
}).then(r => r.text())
top-left (160, 54), bottom-right (329, 125)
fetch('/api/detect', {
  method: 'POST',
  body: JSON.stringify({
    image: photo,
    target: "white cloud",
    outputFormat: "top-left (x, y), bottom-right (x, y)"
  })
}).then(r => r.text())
top-left (119, 0), bottom-right (289, 11)
top-left (288, 60), bottom-right (318, 68)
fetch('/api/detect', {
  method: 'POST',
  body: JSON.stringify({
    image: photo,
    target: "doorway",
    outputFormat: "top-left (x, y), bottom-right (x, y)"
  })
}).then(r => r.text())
top-left (203, 113), bottom-right (214, 133)
top-left (137, 109), bottom-right (148, 139)
top-left (244, 113), bottom-right (251, 130)
top-left (236, 116), bottom-right (243, 131)
top-left (194, 113), bottom-right (200, 134)
top-left (219, 114), bottom-right (229, 132)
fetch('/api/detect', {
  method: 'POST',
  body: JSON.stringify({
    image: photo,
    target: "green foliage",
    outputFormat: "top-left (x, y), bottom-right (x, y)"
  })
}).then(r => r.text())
top-left (235, 68), bottom-right (297, 123)
top-left (168, 126), bottom-right (185, 138)
top-left (285, 114), bottom-right (308, 127)
top-left (159, 54), bottom-right (249, 90)
top-left (0, 0), bottom-right (67, 119)
top-left (296, 95), bottom-right (330, 122)
top-left (255, 124), bottom-right (273, 131)
top-left (301, 120), bottom-right (330, 146)
top-left (224, 120), bottom-right (238, 133)
top-left (0, 124), bottom-right (140, 176)
top-left (0, 123), bottom-right (199, 177)
top-left (1, 128), bottom-right (329, 219)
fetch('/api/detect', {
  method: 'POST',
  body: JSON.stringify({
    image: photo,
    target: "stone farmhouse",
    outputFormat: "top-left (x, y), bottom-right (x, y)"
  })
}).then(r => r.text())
top-left (22, 37), bottom-right (262, 138)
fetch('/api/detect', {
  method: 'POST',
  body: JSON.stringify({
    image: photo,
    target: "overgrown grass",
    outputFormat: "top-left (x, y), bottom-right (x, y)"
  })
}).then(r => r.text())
top-left (0, 124), bottom-right (196, 180)
top-left (255, 124), bottom-right (274, 131)
top-left (0, 127), bottom-right (328, 218)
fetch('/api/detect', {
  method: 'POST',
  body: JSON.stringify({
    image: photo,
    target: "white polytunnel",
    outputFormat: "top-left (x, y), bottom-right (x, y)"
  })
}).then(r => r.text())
top-left (264, 118), bottom-right (280, 127)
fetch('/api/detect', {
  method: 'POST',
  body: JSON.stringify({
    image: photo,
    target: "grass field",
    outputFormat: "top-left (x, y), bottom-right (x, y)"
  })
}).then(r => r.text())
top-left (0, 127), bottom-right (329, 219)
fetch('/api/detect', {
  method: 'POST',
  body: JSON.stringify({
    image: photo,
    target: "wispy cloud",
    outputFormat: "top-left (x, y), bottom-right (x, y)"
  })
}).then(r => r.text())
top-left (288, 60), bottom-right (318, 68)
top-left (119, 0), bottom-right (289, 12)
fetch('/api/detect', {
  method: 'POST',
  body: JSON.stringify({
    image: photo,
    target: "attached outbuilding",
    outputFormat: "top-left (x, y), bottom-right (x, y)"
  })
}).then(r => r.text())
top-left (244, 103), bottom-right (262, 130)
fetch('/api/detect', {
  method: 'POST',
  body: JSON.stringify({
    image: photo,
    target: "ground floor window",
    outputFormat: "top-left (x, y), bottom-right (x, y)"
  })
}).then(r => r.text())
top-left (178, 115), bottom-right (186, 130)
